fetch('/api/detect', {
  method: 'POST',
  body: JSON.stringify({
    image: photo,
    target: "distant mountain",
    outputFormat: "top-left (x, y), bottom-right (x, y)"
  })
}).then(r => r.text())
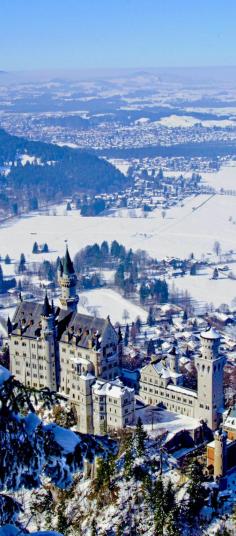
top-left (0, 128), bottom-right (127, 199)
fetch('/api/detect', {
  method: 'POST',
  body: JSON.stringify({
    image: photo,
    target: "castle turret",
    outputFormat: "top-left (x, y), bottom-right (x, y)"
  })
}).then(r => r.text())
top-left (169, 344), bottom-right (178, 373)
top-left (195, 327), bottom-right (225, 430)
top-left (41, 293), bottom-right (57, 391)
top-left (214, 429), bottom-right (227, 479)
top-left (58, 246), bottom-right (79, 312)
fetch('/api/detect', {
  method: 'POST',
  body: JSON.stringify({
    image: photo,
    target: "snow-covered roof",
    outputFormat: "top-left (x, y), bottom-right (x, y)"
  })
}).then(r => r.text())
top-left (92, 378), bottom-right (134, 398)
top-left (201, 327), bottom-right (220, 340)
top-left (167, 383), bottom-right (198, 398)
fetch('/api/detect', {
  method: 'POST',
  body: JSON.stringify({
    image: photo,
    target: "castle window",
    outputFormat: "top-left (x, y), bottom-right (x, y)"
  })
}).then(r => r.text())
top-left (22, 342), bottom-right (26, 347)
top-left (16, 369), bottom-right (20, 375)
top-left (14, 341), bottom-right (19, 345)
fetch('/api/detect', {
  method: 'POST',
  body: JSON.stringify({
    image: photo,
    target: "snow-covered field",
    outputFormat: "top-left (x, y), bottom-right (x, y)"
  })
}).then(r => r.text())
top-left (202, 162), bottom-right (236, 191)
top-left (172, 268), bottom-right (236, 309)
top-left (0, 194), bottom-right (235, 264)
top-left (158, 114), bottom-right (236, 128)
top-left (79, 288), bottom-right (147, 324)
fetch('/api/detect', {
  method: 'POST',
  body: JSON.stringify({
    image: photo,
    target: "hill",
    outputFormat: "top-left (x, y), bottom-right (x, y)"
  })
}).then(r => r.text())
top-left (0, 128), bottom-right (127, 203)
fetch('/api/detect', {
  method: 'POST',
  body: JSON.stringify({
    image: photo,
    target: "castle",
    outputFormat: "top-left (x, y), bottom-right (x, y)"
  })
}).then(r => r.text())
top-left (9, 247), bottom-right (135, 434)
top-left (139, 327), bottom-right (225, 430)
top-left (9, 246), bottom-right (226, 435)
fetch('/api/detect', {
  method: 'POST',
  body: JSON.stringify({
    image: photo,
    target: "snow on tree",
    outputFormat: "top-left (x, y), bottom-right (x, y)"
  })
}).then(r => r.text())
top-left (0, 366), bottom-right (117, 533)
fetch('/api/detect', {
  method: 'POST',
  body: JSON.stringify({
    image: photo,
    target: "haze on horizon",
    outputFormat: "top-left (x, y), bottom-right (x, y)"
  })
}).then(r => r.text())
top-left (0, 0), bottom-right (236, 72)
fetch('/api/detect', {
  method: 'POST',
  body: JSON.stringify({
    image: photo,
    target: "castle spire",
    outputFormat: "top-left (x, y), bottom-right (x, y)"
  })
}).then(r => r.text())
top-left (63, 246), bottom-right (75, 275)
top-left (42, 292), bottom-right (52, 317)
top-left (58, 245), bottom-right (79, 312)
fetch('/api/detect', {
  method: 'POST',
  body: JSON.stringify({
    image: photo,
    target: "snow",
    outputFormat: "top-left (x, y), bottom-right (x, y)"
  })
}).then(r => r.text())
top-left (0, 365), bottom-right (11, 386)
top-left (0, 194), bottom-right (235, 265)
top-left (157, 114), bottom-right (236, 128)
top-left (44, 423), bottom-right (80, 453)
top-left (20, 154), bottom-right (41, 166)
top-left (201, 327), bottom-right (220, 340)
top-left (108, 158), bottom-right (130, 175)
top-left (79, 288), bottom-right (147, 323)
top-left (173, 269), bottom-right (236, 309)
top-left (136, 405), bottom-right (200, 439)
top-left (202, 162), bottom-right (236, 191)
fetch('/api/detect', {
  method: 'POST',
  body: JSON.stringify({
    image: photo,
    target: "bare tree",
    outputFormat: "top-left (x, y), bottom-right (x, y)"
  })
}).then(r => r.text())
top-left (213, 240), bottom-right (221, 256)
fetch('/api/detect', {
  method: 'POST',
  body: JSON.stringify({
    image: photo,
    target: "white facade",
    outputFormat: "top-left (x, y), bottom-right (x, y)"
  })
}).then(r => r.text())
top-left (9, 249), bottom-right (135, 435)
top-left (139, 328), bottom-right (225, 430)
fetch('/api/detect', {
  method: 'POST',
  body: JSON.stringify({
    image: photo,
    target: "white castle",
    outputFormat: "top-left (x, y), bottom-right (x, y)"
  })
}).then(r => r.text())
top-left (139, 326), bottom-right (225, 430)
top-left (9, 247), bottom-right (225, 433)
top-left (9, 247), bottom-right (135, 434)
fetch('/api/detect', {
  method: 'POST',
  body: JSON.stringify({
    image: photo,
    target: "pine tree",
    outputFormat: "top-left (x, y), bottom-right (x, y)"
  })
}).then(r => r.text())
top-left (124, 437), bottom-right (134, 480)
top-left (32, 241), bottom-right (39, 254)
top-left (5, 254), bottom-right (11, 264)
top-left (165, 509), bottom-right (181, 536)
top-left (153, 476), bottom-right (165, 536)
top-left (186, 459), bottom-right (206, 522)
top-left (135, 417), bottom-right (147, 456)
top-left (163, 479), bottom-right (175, 514)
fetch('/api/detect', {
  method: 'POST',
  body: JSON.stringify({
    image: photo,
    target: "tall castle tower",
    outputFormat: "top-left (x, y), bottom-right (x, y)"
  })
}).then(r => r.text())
top-left (41, 293), bottom-right (58, 391)
top-left (195, 328), bottom-right (225, 430)
top-left (58, 246), bottom-right (79, 312)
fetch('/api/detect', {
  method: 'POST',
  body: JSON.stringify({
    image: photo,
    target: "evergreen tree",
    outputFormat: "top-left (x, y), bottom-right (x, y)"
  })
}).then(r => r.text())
top-left (124, 437), bottom-right (134, 480)
top-left (5, 254), bottom-right (11, 264)
top-left (135, 316), bottom-right (141, 333)
top-left (163, 480), bottom-right (175, 514)
top-left (66, 201), bottom-right (72, 211)
top-left (32, 241), bottom-right (39, 254)
top-left (186, 459), bottom-right (206, 522)
top-left (147, 306), bottom-right (155, 326)
top-left (135, 417), bottom-right (147, 456)
top-left (115, 263), bottom-right (125, 288)
top-left (147, 339), bottom-right (155, 357)
top-left (101, 240), bottom-right (109, 258)
top-left (165, 510), bottom-right (181, 536)
top-left (18, 253), bottom-right (26, 274)
top-left (111, 240), bottom-right (120, 257)
top-left (42, 243), bottom-right (49, 253)
top-left (124, 324), bottom-right (129, 347)
top-left (153, 477), bottom-right (165, 536)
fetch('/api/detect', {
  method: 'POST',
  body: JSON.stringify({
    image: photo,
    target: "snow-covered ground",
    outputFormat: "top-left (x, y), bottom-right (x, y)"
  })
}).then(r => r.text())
top-left (79, 288), bottom-right (147, 324)
top-left (136, 405), bottom-right (200, 441)
top-left (157, 114), bottom-right (236, 128)
top-left (202, 162), bottom-right (236, 190)
top-left (172, 266), bottom-right (236, 309)
top-left (0, 194), bottom-right (235, 265)
top-left (108, 158), bottom-right (130, 175)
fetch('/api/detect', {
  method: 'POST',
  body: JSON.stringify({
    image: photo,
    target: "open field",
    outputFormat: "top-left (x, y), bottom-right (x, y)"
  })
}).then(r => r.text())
top-left (0, 194), bottom-right (235, 264)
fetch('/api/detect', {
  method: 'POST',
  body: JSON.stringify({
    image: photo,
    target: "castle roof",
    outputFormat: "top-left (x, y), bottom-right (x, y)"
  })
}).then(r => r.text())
top-left (10, 300), bottom-right (116, 350)
top-left (42, 293), bottom-right (52, 317)
top-left (63, 246), bottom-right (75, 276)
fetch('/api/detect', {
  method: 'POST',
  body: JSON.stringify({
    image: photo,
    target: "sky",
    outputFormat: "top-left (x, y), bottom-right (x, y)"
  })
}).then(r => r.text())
top-left (0, 0), bottom-right (236, 70)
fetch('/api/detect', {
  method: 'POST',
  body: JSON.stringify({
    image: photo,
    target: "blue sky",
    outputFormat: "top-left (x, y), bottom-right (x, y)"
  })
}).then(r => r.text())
top-left (0, 0), bottom-right (235, 70)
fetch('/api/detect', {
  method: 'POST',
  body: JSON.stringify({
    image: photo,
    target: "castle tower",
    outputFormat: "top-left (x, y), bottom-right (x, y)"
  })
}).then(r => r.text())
top-left (214, 429), bottom-right (227, 479)
top-left (58, 246), bottom-right (79, 312)
top-left (41, 293), bottom-right (57, 391)
top-left (195, 327), bottom-right (225, 430)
